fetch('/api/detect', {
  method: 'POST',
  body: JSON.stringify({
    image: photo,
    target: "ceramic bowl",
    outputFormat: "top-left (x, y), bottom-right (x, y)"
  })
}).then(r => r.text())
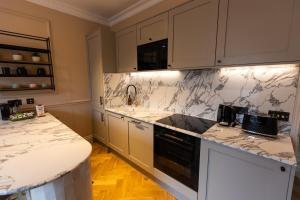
top-left (32, 56), bottom-right (41, 62)
top-left (41, 83), bottom-right (48, 88)
top-left (12, 54), bottom-right (23, 61)
top-left (11, 83), bottom-right (20, 89)
top-left (29, 83), bottom-right (38, 88)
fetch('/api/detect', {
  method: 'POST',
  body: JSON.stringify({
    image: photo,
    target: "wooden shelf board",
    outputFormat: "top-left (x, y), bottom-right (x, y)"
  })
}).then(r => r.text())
top-left (0, 44), bottom-right (50, 53)
top-left (0, 60), bottom-right (52, 65)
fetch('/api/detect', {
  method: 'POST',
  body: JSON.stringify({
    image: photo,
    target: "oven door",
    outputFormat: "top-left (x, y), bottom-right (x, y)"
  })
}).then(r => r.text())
top-left (154, 125), bottom-right (200, 191)
top-left (137, 39), bottom-right (168, 71)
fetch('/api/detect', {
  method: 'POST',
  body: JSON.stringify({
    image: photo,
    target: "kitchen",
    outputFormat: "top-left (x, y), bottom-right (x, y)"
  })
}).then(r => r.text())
top-left (0, 0), bottom-right (299, 200)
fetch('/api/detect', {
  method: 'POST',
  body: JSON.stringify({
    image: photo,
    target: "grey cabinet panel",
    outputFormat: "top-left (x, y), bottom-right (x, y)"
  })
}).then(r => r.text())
top-left (168, 0), bottom-right (219, 69)
top-left (116, 26), bottom-right (137, 72)
top-left (137, 12), bottom-right (168, 45)
top-left (199, 140), bottom-right (294, 200)
top-left (216, 0), bottom-right (300, 65)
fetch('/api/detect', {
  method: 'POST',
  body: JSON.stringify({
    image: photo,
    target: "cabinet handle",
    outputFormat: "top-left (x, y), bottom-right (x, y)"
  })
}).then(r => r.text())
top-left (100, 113), bottom-right (105, 122)
top-left (167, 64), bottom-right (171, 68)
top-left (280, 166), bottom-right (286, 172)
top-left (131, 120), bottom-right (141, 125)
top-left (133, 67), bottom-right (137, 70)
top-left (99, 96), bottom-right (103, 105)
top-left (149, 38), bottom-right (152, 41)
top-left (217, 60), bottom-right (222, 64)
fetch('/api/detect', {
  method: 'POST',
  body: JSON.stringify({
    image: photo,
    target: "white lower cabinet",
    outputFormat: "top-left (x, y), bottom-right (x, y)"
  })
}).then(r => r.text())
top-left (128, 120), bottom-right (153, 173)
top-left (199, 140), bottom-right (295, 200)
top-left (92, 110), bottom-right (107, 144)
top-left (107, 112), bottom-right (128, 157)
top-left (107, 112), bottom-right (154, 173)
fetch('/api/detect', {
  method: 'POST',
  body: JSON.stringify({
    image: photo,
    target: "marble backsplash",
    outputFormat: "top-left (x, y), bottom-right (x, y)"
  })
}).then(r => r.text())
top-left (104, 64), bottom-right (299, 133)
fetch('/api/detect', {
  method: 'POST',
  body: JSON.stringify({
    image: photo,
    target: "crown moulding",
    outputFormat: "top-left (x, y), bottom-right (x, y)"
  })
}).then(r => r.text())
top-left (25, 0), bottom-right (164, 26)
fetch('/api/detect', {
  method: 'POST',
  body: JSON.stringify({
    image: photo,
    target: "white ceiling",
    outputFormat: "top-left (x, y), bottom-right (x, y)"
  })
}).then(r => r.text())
top-left (26, 0), bottom-right (164, 26)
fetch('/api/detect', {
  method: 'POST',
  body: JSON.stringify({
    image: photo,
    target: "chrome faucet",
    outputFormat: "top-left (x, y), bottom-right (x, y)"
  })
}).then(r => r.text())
top-left (126, 84), bottom-right (137, 106)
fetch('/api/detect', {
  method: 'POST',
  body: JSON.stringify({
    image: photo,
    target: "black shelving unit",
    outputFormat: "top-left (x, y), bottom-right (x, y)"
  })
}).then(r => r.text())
top-left (0, 75), bottom-right (52, 77)
top-left (0, 87), bottom-right (54, 92)
top-left (0, 60), bottom-right (51, 65)
top-left (0, 30), bottom-right (55, 92)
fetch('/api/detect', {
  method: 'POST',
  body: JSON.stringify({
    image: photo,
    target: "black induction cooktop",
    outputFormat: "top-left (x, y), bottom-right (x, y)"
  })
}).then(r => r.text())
top-left (156, 114), bottom-right (216, 134)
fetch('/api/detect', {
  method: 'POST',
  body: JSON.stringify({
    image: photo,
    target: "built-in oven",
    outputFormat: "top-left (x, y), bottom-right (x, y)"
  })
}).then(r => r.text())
top-left (137, 39), bottom-right (168, 71)
top-left (154, 125), bottom-right (200, 191)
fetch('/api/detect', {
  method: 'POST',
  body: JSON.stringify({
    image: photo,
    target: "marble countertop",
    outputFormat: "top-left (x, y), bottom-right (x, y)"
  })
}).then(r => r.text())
top-left (106, 107), bottom-right (297, 167)
top-left (106, 107), bottom-right (172, 124)
top-left (0, 113), bottom-right (92, 195)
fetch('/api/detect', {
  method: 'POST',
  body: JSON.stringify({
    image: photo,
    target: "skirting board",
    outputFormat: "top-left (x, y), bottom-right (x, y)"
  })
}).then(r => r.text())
top-left (84, 135), bottom-right (93, 143)
top-left (153, 168), bottom-right (198, 200)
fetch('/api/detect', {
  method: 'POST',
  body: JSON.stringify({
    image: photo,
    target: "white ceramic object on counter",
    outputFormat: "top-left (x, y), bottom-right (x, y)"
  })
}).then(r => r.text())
top-left (12, 54), bottom-right (23, 61)
top-left (36, 104), bottom-right (45, 117)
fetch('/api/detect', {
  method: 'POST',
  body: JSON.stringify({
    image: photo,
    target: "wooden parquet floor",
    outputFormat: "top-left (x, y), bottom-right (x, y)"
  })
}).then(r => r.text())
top-left (91, 143), bottom-right (176, 200)
top-left (292, 176), bottom-right (300, 200)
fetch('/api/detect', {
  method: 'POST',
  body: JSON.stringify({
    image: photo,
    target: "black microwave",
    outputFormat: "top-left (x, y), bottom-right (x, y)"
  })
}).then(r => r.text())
top-left (137, 39), bottom-right (168, 71)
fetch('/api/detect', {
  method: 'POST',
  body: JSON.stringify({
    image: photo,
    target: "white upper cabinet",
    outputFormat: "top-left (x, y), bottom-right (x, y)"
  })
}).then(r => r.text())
top-left (137, 13), bottom-right (168, 45)
top-left (168, 0), bottom-right (219, 69)
top-left (116, 26), bottom-right (137, 72)
top-left (216, 0), bottom-right (300, 66)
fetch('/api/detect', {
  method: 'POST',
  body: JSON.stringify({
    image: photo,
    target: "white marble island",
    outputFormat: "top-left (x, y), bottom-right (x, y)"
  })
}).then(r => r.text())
top-left (0, 113), bottom-right (92, 199)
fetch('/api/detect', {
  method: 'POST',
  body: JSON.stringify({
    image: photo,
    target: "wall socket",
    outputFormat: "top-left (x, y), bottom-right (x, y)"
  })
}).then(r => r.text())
top-left (26, 98), bottom-right (34, 104)
top-left (268, 110), bottom-right (290, 121)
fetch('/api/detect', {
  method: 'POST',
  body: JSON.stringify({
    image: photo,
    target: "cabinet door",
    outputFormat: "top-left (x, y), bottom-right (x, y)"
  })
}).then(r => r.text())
top-left (107, 113), bottom-right (128, 156)
top-left (128, 120), bottom-right (153, 173)
top-left (199, 140), bottom-right (293, 200)
top-left (168, 0), bottom-right (219, 69)
top-left (216, 0), bottom-right (300, 66)
top-left (137, 13), bottom-right (168, 45)
top-left (87, 30), bottom-right (104, 111)
top-left (92, 110), bottom-right (107, 144)
top-left (116, 26), bottom-right (137, 72)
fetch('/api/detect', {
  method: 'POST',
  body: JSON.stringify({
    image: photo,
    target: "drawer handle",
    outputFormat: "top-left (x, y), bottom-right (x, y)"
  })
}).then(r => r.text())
top-left (131, 120), bottom-right (141, 125)
top-left (280, 166), bottom-right (286, 172)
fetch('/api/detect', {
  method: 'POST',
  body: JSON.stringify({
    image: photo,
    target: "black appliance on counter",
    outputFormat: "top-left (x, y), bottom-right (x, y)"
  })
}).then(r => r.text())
top-left (0, 104), bottom-right (10, 120)
top-left (137, 39), bottom-right (168, 71)
top-left (217, 104), bottom-right (236, 126)
top-left (242, 113), bottom-right (278, 137)
top-left (217, 104), bottom-right (249, 127)
top-left (154, 114), bottom-right (216, 191)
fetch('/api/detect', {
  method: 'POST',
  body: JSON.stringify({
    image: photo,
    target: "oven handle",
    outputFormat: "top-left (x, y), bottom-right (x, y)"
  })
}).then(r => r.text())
top-left (163, 133), bottom-right (184, 142)
top-left (155, 134), bottom-right (194, 150)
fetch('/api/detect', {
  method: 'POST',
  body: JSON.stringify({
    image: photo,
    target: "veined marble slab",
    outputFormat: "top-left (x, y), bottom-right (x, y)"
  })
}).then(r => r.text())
top-left (0, 113), bottom-right (92, 195)
top-left (106, 108), bottom-right (296, 167)
top-left (202, 125), bottom-right (297, 166)
top-left (105, 65), bottom-right (299, 133)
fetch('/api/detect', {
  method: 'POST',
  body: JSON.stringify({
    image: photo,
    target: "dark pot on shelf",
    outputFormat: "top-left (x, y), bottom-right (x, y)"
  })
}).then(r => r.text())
top-left (16, 67), bottom-right (27, 76)
top-left (1, 67), bottom-right (10, 75)
top-left (36, 68), bottom-right (46, 76)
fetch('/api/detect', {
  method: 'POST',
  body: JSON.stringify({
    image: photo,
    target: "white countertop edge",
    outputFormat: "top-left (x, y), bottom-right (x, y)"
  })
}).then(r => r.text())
top-left (0, 114), bottom-right (92, 196)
